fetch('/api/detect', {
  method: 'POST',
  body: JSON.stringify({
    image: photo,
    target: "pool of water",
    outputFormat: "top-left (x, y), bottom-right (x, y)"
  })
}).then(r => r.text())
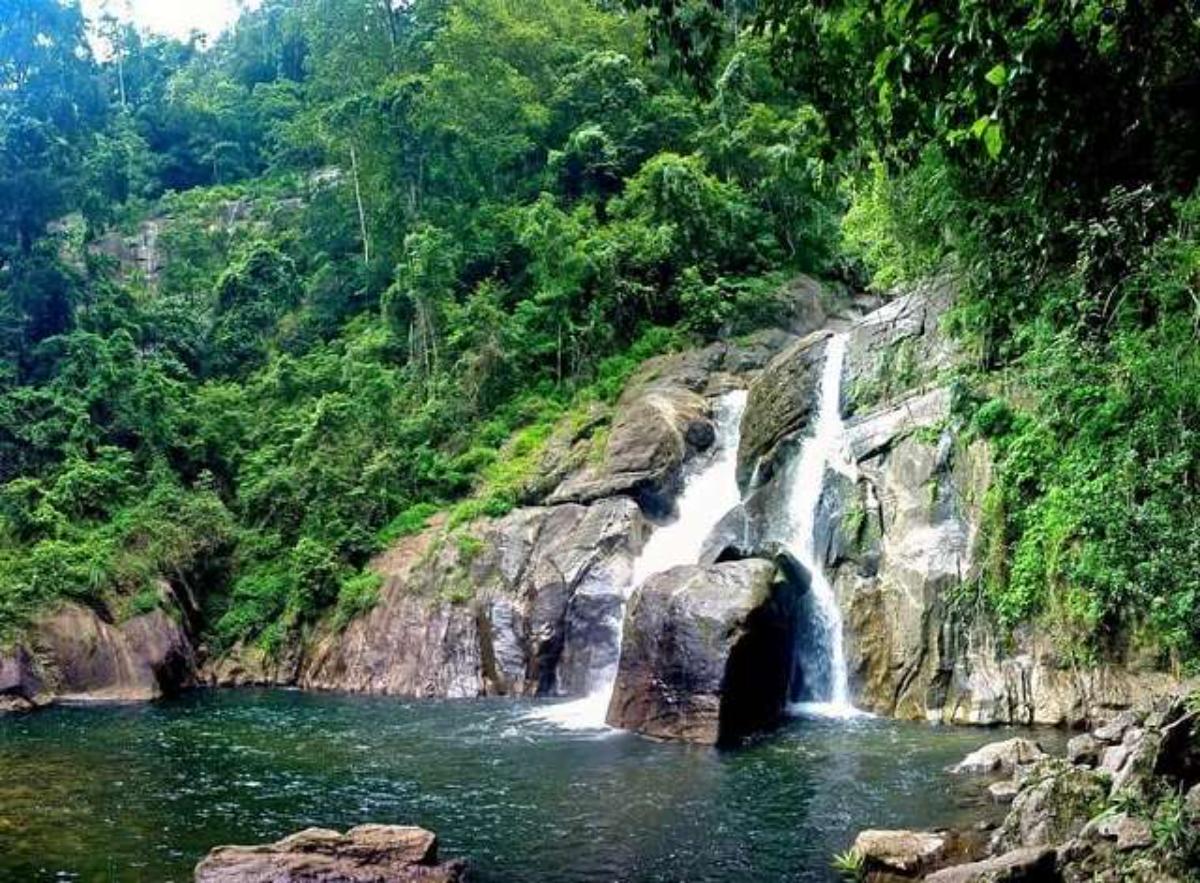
top-left (0, 690), bottom-right (1063, 883)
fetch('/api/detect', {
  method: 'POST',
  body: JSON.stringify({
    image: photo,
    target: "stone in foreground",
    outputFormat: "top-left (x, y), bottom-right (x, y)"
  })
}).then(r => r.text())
top-left (923, 846), bottom-right (1056, 883)
top-left (194, 825), bottom-right (467, 882)
top-left (605, 559), bottom-right (798, 745)
top-left (852, 828), bottom-right (946, 877)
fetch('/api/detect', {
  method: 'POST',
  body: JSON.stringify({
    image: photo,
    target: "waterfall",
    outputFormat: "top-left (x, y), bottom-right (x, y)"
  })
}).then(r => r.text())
top-left (531, 390), bottom-right (749, 731)
top-left (783, 333), bottom-right (861, 718)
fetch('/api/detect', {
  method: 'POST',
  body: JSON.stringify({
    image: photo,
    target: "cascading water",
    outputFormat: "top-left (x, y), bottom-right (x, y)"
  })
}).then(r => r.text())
top-left (783, 333), bottom-right (861, 718)
top-left (531, 390), bottom-right (749, 731)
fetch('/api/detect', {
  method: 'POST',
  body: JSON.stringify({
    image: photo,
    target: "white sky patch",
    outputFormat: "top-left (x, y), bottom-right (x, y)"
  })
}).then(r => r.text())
top-left (81, 0), bottom-right (260, 42)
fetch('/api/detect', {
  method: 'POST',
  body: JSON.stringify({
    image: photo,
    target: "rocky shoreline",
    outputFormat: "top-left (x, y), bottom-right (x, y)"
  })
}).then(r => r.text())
top-left (851, 686), bottom-right (1200, 882)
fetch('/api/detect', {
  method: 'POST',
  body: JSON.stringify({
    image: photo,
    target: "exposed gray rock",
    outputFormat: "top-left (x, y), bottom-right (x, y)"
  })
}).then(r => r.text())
top-left (952, 739), bottom-right (1047, 775)
top-left (1094, 710), bottom-right (1141, 743)
top-left (923, 846), bottom-right (1056, 883)
top-left (852, 828), bottom-right (946, 877)
top-left (992, 761), bottom-right (1108, 852)
top-left (194, 824), bottom-right (466, 882)
top-left (606, 559), bottom-right (799, 744)
top-left (988, 780), bottom-right (1020, 805)
top-left (1086, 812), bottom-right (1153, 852)
top-left (300, 499), bottom-right (648, 699)
top-left (1066, 733), bottom-right (1103, 767)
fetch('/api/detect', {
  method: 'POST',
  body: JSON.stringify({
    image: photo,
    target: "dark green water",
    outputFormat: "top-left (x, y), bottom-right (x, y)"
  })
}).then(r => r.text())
top-left (0, 690), bottom-right (1062, 883)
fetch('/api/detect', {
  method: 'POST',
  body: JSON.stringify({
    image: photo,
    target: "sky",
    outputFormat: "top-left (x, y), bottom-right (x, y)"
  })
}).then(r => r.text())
top-left (80, 0), bottom-right (259, 42)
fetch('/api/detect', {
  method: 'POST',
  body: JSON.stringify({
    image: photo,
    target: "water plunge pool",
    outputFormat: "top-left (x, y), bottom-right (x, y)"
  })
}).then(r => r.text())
top-left (0, 689), bottom-right (1064, 882)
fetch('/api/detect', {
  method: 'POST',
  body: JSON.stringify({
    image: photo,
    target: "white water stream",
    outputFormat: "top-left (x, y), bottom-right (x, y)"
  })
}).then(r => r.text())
top-left (531, 390), bottom-right (749, 731)
top-left (783, 333), bottom-right (862, 718)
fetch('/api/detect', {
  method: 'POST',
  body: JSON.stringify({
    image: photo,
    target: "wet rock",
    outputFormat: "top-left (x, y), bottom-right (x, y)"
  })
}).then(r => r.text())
top-left (852, 828), bottom-right (946, 877)
top-left (735, 332), bottom-right (829, 490)
top-left (606, 559), bottom-right (799, 745)
top-left (952, 739), bottom-right (1047, 775)
top-left (194, 824), bottom-right (466, 882)
top-left (993, 761), bottom-right (1109, 851)
top-left (923, 846), bottom-right (1056, 883)
top-left (1066, 733), bottom-right (1103, 767)
top-left (32, 603), bottom-right (195, 702)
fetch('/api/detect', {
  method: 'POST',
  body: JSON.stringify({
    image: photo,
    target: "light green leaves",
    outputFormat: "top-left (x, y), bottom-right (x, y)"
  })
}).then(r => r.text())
top-left (985, 63), bottom-right (1008, 87)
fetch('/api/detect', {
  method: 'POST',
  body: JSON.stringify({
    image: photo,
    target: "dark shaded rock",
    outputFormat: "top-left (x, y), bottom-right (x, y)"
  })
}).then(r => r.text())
top-left (0, 645), bottom-right (45, 712)
top-left (606, 559), bottom-right (799, 745)
top-left (735, 332), bottom-right (829, 490)
top-left (923, 846), bottom-right (1057, 883)
top-left (194, 824), bottom-right (466, 882)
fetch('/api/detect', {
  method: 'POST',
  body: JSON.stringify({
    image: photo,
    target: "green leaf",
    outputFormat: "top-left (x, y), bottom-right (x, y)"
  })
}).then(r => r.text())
top-left (985, 63), bottom-right (1007, 87)
top-left (983, 121), bottom-right (1004, 159)
top-left (970, 115), bottom-right (991, 137)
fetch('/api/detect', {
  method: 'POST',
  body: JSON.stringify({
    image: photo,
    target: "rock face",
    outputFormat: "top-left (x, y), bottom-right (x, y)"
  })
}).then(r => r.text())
top-left (799, 281), bottom-right (1173, 726)
top-left (923, 846), bottom-right (1056, 883)
top-left (298, 498), bottom-right (647, 699)
top-left (2, 602), bottom-right (195, 709)
top-left (606, 559), bottom-right (799, 744)
top-left (194, 825), bottom-right (466, 883)
top-left (0, 646), bottom-right (46, 711)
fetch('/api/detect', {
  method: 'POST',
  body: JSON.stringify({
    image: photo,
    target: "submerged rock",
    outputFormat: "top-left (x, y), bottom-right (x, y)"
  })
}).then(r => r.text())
top-left (606, 559), bottom-right (799, 744)
top-left (194, 824), bottom-right (466, 882)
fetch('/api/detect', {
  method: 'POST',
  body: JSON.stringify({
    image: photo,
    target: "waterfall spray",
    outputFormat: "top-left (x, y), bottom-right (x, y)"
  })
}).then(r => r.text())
top-left (531, 390), bottom-right (748, 731)
top-left (784, 333), bottom-right (862, 718)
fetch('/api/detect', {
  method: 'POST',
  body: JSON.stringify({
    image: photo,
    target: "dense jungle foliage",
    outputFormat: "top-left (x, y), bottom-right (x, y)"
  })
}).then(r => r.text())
top-left (1, 0), bottom-right (1197, 669)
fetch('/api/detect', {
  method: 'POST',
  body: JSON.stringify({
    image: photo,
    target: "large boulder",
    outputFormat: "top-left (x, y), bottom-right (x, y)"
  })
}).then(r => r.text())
top-left (992, 761), bottom-right (1109, 852)
top-left (852, 829), bottom-right (947, 877)
top-left (605, 559), bottom-right (799, 745)
top-left (30, 603), bottom-right (195, 703)
top-left (194, 825), bottom-right (466, 883)
top-left (951, 739), bottom-right (1048, 775)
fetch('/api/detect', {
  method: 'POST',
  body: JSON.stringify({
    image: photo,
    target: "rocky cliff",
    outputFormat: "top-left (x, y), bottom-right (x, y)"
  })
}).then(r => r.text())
top-left (4, 275), bottom-right (1178, 729)
top-left (728, 277), bottom-right (1175, 726)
